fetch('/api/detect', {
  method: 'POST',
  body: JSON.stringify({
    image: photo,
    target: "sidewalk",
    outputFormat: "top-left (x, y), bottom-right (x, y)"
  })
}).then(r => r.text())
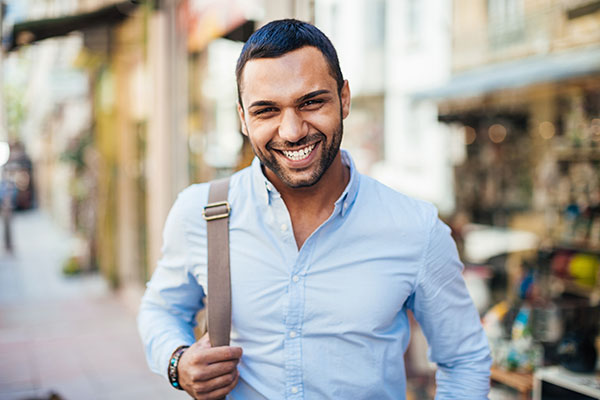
top-left (0, 210), bottom-right (189, 400)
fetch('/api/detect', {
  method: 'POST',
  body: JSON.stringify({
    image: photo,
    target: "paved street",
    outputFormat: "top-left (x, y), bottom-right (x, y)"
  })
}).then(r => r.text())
top-left (0, 210), bottom-right (190, 400)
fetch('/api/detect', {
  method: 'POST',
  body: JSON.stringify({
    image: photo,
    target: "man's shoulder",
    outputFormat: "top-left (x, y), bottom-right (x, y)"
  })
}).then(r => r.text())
top-left (176, 182), bottom-right (210, 207)
top-left (175, 165), bottom-right (253, 210)
top-left (354, 174), bottom-right (439, 234)
top-left (359, 174), bottom-right (437, 217)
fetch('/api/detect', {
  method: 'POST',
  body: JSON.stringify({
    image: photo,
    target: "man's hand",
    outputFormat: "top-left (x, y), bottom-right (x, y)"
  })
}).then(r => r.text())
top-left (177, 333), bottom-right (243, 400)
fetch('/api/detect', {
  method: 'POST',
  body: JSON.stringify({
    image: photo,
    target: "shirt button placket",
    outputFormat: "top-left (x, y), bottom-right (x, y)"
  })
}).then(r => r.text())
top-left (285, 261), bottom-right (305, 398)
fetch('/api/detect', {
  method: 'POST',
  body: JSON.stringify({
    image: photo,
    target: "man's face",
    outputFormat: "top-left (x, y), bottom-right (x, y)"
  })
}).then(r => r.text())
top-left (237, 46), bottom-right (350, 189)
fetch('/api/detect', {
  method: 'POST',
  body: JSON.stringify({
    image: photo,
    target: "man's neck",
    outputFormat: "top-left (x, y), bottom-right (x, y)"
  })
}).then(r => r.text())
top-left (265, 153), bottom-right (350, 249)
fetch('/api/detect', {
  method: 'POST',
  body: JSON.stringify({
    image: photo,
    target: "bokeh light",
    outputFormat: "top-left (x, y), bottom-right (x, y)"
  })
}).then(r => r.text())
top-left (488, 124), bottom-right (507, 143)
top-left (464, 126), bottom-right (477, 145)
top-left (539, 121), bottom-right (555, 140)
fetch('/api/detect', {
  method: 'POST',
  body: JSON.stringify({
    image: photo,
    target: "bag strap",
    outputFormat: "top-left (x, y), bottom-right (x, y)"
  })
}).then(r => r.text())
top-left (203, 177), bottom-right (232, 347)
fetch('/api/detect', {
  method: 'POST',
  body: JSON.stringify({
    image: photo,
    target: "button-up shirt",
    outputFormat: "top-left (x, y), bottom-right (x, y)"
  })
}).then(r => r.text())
top-left (138, 150), bottom-right (491, 399)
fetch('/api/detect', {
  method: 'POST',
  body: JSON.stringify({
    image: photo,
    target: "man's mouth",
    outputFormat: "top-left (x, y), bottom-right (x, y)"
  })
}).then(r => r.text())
top-left (280, 143), bottom-right (316, 161)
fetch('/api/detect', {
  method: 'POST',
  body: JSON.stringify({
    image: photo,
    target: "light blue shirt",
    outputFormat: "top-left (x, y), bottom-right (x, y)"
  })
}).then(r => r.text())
top-left (138, 150), bottom-right (491, 399)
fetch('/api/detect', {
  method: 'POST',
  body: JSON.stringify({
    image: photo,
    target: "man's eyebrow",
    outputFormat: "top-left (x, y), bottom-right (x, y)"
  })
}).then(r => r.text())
top-left (247, 90), bottom-right (332, 110)
top-left (248, 100), bottom-right (277, 109)
top-left (297, 90), bottom-right (331, 104)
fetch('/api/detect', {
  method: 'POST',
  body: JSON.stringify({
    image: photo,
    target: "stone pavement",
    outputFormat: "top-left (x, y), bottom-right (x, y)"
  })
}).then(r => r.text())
top-left (0, 210), bottom-right (190, 400)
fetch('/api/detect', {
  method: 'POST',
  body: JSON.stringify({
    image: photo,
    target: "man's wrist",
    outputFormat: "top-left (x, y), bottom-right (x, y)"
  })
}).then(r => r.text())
top-left (168, 345), bottom-right (190, 390)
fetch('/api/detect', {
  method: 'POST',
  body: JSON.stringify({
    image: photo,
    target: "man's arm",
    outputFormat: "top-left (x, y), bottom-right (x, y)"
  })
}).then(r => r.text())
top-left (137, 188), bottom-right (205, 378)
top-left (408, 210), bottom-right (492, 399)
top-left (137, 186), bottom-right (242, 399)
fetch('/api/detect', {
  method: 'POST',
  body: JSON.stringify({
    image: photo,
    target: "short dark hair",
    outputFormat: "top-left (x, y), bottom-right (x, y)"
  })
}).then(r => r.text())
top-left (236, 19), bottom-right (344, 108)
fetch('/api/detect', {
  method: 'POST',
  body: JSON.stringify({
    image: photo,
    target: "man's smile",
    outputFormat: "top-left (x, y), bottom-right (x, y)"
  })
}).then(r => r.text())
top-left (280, 143), bottom-right (317, 161)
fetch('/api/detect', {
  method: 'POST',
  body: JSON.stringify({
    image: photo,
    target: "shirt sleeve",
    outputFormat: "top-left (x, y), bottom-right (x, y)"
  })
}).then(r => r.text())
top-left (137, 187), bottom-right (207, 380)
top-left (408, 209), bottom-right (492, 399)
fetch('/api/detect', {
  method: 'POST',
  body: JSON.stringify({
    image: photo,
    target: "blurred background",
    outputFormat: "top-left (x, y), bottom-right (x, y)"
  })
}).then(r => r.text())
top-left (1, 0), bottom-right (600, 399)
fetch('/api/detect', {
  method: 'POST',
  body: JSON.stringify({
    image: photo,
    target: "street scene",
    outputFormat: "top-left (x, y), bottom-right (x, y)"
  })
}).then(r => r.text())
top-left (1, 0), bottom-right (600, 399)
top-left (0, 209), bottom-right (189, 399)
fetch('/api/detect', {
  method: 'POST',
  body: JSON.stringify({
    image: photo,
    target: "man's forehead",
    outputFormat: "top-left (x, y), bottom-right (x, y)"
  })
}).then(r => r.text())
top-left (239, 46), bottom-right (336, 101)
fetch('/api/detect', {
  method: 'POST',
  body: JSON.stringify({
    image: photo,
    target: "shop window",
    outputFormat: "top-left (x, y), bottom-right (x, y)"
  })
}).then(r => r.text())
top-left (487, 0), bottom-right (525, 49)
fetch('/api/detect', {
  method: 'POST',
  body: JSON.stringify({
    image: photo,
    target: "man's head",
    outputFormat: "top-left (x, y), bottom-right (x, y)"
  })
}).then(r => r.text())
top-left (236, 19), bottom-right (350, 190)
top-left (236, 19), bottom-right (344, 110)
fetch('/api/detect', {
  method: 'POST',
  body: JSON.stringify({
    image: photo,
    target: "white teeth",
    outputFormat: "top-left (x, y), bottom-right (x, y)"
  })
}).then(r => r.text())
top-left (282, 144), bottom-right (315, 161)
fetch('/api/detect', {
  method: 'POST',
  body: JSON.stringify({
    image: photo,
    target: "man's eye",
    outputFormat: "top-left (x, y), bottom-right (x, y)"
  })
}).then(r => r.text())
top-left (255, 107), bottom-right (277, 115)
top-left (301, 99), bottom-right (324, 109)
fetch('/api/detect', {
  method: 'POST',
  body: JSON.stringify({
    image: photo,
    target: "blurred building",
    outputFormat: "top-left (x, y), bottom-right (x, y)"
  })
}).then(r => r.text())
top-left (4, 1), bottom-right (180, 292)
top-left (1, 0), bottom-right (315, 296)
top-left (420, 3), bottom-right (600, 396)
top-left (418, 0), bottom-right (600, 240)
top-left (14, 0), bottom-right (587, 292)
top-left (316, 0), bottom-right (457, 214)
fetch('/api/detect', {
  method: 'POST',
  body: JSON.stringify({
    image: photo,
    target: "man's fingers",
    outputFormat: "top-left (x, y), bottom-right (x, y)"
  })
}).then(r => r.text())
top-left (195, 370), bottom-right (239, 400)
top-left (178, 342), bottom-right (242, 399)
top-left (191, 359), bottom-right (239, 382)
top-left (193, 345), bottom-right (243, 364)
top-left (192, 369), bottom-right (238, 396)
top-left (211, 372), bottom-right (239, 400)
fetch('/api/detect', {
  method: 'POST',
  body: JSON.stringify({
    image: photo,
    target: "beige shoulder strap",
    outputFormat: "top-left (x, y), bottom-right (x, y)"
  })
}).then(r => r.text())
top-left (203, 177), bottom-right (231, 347)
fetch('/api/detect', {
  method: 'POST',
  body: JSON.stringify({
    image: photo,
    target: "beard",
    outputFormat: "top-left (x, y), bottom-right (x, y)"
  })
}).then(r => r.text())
top-left (251, 119), bottom-right (343, 189)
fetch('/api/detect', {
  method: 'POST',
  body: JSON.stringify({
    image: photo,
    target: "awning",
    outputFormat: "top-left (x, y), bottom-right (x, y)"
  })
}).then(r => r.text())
top-left (413, 45), bottom-right (600, 101)
top-left (185, 0), bottom-right (255, 52)
top-left (6, 1), bottom-right (139, 52)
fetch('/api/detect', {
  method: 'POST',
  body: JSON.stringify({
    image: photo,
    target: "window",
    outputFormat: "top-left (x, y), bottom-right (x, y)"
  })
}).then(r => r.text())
top-left (487, 0), bottom-right (525, 48)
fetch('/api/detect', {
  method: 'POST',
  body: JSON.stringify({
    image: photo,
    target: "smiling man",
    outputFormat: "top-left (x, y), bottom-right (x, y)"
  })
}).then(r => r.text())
top-left (239, 45), bottom-right (348, 189)
top-left (138, 19), bottom-right (491, 400)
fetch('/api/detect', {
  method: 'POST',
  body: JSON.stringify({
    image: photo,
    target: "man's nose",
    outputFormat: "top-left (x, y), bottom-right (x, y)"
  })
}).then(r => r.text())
top-left (278, 108), bottom-right (308, 143)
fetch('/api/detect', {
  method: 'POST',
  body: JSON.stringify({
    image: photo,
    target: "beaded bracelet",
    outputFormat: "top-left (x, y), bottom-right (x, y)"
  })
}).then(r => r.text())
top-left (168, 345), bottom-right (190, 390)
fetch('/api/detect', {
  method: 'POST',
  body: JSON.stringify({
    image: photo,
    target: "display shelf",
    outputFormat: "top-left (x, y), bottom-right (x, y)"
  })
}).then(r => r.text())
top-left (551, 275), bottom-right (599, 299)
top-left (551, 240), bottom-right (600, 255)
top-left (543, 242), bottom-right (600, 304)
top-left (491, 366), bottom-right (533, 400)
top-left (554, 147), bottom-right (600, 162)
top-left (533, 365), bottom-right (600, 400)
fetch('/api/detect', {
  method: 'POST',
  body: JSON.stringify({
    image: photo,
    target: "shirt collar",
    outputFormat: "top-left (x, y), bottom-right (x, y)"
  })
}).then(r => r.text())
top-left (337, 149), bottom-right (360, 217)
top-left (251, 149), bottom-right (360, 217)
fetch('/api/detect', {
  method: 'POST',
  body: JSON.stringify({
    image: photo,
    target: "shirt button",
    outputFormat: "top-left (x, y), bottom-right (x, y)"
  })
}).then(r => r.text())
top-left (289, 331), bottom-right (297, 338)
top-left (280, 223), bottom-right (288, 232)
top-left (292, 275), bottom-right (299, 283)
top-left (291, 386), bottom-right (299, 394)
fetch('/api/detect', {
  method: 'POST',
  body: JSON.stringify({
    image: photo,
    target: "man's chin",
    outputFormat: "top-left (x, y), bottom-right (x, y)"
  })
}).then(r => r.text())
top-left (274, 168), bottom-right (321, 189)
top-left (283, 178), bottom-right (319, 189)
top-left (259, 146), bottom-right (333, 188)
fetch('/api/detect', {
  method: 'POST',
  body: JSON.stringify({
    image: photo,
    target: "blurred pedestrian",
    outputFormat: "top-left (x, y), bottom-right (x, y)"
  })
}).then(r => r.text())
top-left (139, 19), bottom-right (491, 400)
top-left (0, 174), bottom-right (16, 253)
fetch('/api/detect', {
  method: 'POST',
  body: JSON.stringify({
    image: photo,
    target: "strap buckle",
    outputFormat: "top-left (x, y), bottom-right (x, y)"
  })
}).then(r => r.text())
top-left (203, 201), bottom-right (231, 221)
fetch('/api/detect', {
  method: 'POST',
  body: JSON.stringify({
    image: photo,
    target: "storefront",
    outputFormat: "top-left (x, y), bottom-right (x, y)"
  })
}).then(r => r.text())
top-left (419, 35), bottom-right (600, 398)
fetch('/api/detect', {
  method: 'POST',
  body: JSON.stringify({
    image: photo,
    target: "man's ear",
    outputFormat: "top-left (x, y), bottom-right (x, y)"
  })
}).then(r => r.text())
top-left (237, 102), bottom-right (248, 136)
top-left (340, 80), bottom-right (351, 120)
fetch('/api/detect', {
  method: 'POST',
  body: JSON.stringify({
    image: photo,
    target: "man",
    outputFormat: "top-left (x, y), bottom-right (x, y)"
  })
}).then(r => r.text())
top-left (138, 19), bottom-right (491, 400)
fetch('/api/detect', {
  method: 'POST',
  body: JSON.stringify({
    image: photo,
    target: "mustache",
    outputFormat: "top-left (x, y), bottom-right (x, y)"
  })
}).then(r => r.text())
top-left (267, 133), bottom-right (325, 150)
